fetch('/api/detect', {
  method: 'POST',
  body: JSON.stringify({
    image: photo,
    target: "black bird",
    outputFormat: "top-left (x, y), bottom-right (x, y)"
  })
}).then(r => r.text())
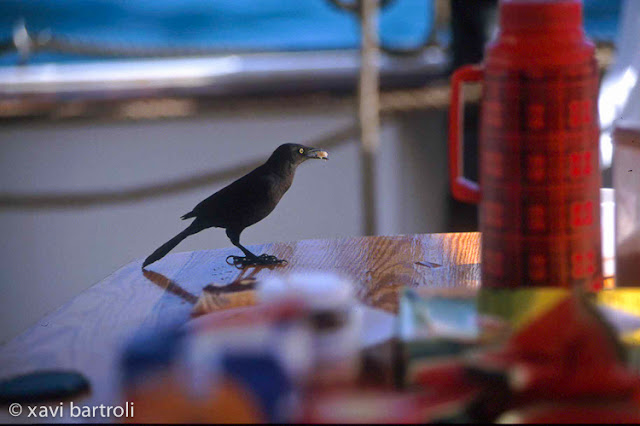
top-left (142, 144), bottom-right (328, 269)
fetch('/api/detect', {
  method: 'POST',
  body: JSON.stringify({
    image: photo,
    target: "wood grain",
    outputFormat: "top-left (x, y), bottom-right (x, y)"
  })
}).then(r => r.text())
top-left (0, 232), bottom-right (479, 422)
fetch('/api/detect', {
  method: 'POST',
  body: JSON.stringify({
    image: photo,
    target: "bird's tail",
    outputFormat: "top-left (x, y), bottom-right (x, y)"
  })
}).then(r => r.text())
top-left (142, 224), bottom-right (199, 269)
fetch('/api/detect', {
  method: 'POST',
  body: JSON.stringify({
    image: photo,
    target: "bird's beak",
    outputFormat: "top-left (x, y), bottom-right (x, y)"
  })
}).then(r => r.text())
top-left (306, 148), bottom-right (329, 160)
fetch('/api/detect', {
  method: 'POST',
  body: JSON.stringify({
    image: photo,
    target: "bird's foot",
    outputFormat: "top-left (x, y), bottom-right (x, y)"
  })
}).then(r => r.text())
top-left (226, 254), bottom-right (287, 269)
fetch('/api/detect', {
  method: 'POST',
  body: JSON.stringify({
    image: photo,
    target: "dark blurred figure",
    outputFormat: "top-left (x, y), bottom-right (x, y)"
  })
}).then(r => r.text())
top-left (447, 0), bottom-right (498, 231)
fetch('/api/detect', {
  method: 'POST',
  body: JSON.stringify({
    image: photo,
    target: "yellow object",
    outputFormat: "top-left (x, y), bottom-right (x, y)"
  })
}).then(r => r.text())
top-left (477, 288), bottom-right (571, 330)
top-left (596, 288), bottom-right (640, 345)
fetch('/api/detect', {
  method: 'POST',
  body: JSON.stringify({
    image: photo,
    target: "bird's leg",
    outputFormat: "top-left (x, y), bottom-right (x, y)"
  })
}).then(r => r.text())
top-left (225, 229), bottom-right (287, 269)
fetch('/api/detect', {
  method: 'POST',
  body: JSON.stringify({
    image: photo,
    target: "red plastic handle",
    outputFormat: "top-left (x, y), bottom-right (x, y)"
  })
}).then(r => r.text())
top-left (448, 64), bottom-right (483, 204)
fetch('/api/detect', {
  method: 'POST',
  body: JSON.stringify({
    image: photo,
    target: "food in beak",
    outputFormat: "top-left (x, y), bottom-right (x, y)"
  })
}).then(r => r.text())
top-left (316, 151), bottom-right (328, 160)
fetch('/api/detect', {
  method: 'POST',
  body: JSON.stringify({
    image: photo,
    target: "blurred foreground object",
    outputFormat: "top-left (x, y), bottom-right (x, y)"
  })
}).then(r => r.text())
top-left (120, 272), bottom-right (375, 422)
top-left (0, 371), bottom-right (89, 403)
top-left (118, 270), bottom-right (640, 422)
top-left (259, 272), bottom-right (363, 385)
top-left (411, 292), bottom-right (640, 422)
top-left (121, 299), bottom-right (306, 423)
top-left (449, 0), bottom-right (603, 289)
top-left (397, 287), bottom-right (483, 387)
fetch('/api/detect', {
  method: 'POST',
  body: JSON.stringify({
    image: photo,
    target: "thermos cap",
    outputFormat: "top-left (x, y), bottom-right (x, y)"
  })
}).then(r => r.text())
top-left (500, 0), bottom-right (583, 33)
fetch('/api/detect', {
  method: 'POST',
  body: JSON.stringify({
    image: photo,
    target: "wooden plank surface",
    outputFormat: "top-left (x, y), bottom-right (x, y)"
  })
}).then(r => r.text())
top-left (0, 232), bottom-right (480, 420)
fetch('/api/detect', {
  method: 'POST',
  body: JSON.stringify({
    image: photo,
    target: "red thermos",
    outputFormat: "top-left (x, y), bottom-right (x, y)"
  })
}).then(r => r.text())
top-left (448, 0), bottom-right (602, 289)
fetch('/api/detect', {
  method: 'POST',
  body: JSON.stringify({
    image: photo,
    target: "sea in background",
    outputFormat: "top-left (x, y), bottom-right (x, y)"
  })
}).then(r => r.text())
top-left (0, 0), bottom-right (623, 66)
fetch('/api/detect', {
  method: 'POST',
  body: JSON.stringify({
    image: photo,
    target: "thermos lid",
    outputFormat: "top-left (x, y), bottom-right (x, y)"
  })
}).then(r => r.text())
top-left (500, 0), bottom-right (583, 33)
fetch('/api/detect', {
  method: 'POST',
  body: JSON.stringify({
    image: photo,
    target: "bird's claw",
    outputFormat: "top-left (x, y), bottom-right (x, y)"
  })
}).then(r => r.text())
top-left (226, 254), bottom-right (288, 269)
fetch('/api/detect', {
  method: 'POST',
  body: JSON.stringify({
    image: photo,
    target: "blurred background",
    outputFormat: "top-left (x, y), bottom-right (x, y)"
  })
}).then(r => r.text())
top-left (0, 0), bottom-right (622, 343)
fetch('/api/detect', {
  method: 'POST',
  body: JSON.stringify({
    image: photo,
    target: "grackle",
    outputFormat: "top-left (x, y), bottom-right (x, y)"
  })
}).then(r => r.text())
top-left (142, 144), bottom-right (328, 269)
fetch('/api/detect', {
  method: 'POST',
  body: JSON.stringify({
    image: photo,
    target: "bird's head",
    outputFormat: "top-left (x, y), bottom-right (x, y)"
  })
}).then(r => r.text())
top-left (270, 143), bottom-right (329, 167)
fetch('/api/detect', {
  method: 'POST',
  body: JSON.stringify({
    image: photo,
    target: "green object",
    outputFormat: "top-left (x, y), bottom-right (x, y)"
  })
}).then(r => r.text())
top-left (595, 288), bottom-right (640, 372)
top-left (477, 287), bottom-right (570, 329)
top-left (397, 288), bottom-right (479, 387)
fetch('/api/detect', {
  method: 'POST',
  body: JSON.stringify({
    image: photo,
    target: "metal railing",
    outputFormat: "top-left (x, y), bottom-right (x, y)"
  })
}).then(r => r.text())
top-left (1, 1), bottom-right (446, 63)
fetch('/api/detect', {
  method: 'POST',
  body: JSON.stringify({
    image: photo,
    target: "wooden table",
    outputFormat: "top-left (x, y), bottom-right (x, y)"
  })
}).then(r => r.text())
top-left (0, 232), bottom-right (480, 421)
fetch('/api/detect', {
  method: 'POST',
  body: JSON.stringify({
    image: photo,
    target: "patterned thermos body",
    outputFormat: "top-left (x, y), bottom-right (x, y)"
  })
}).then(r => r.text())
top-left (449, 0), bottom-right (602, 289)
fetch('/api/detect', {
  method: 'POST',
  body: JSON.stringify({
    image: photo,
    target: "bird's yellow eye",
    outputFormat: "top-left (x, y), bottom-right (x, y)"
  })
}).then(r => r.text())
top-left (299, 148), bottom-right (304, 154)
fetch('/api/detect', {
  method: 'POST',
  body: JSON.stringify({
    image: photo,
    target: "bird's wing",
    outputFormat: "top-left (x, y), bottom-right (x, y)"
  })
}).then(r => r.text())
top-left (187, 167), bottom-right (280, 229)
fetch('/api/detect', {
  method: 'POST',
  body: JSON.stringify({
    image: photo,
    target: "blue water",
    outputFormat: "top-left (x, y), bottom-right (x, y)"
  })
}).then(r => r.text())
top-left (0, 0), bottom-right (621, 66)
